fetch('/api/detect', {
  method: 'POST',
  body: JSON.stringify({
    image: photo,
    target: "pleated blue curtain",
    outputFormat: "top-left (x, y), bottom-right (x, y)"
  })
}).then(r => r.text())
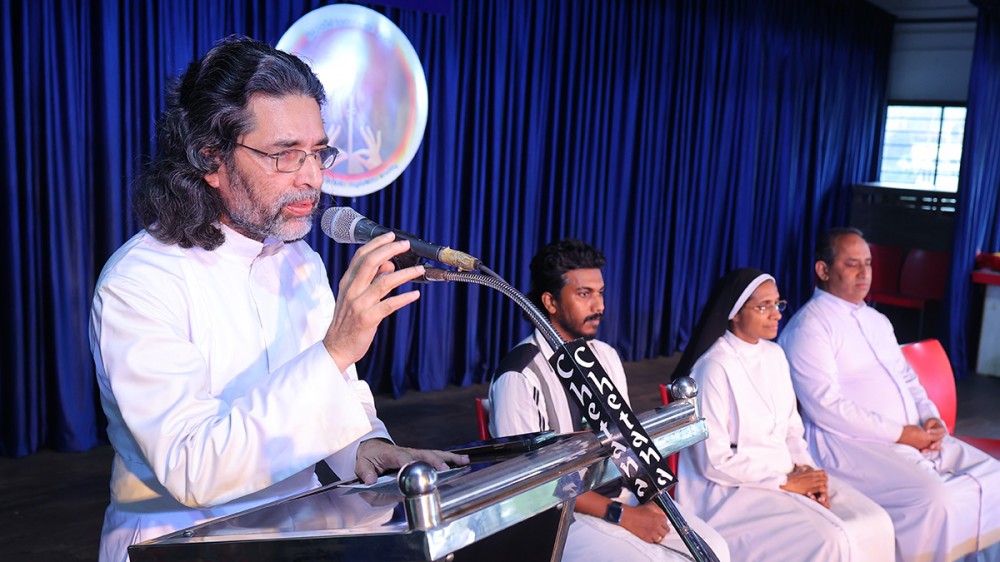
top-left (945, 0), bottom-right (1000, 376)
top-left (339, 0), bottom-right (892, 395)
top-left (3, 1), bottom-right (101, 456)
top-left (1, 0), bottom-right (892, 457)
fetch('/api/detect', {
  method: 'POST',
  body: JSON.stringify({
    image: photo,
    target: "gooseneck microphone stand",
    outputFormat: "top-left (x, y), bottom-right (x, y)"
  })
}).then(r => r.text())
top-left (423, 267), bottom-right (720, 562)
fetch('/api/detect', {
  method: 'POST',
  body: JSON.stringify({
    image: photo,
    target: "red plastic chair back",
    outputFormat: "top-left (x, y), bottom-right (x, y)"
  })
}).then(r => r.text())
top-left (899, 249), bottom-right (950, 301)
top-left (899, 339), bottom-right (957, 433)
top-left (475, 397), bottom-right (492, 440)
top-left (868, 243), bottom-right (905, 296)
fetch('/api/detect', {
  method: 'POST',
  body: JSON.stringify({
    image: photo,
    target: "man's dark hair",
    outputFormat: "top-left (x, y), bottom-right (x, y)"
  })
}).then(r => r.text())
top-left (528, 238), bottom-right (606, 312)
top-left (133, 36), bottom-right (327, 250)
top-left (815, 227), bottom-right (865, 265)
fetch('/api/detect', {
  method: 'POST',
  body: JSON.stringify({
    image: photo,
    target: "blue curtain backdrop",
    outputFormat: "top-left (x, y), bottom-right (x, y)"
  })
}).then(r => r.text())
top-left (1, 0), bottom-right (893, 457)
top-left (946, 0), bottom-right (1000, 378)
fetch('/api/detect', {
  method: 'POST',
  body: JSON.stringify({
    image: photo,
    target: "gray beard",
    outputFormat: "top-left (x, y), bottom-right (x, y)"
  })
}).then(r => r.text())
top-left (224, 165), bottom-right (319, 242)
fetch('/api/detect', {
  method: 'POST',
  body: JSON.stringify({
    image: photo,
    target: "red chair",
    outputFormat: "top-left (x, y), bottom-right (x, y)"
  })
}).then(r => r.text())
top-left (866, 243), bottom-right (906, 304)
top-left (475, 397), bottom-right (492, 440)
top-left (899, 249), bottom-right (949, 301)
top-left (869, 247), bottom-right (950, 338)
top-left (900, 339), bottom-right (1000, 458)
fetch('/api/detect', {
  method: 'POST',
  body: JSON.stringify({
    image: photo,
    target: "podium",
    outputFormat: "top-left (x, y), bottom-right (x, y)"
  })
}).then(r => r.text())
top-left (128, 399), bottom-right (707, 562)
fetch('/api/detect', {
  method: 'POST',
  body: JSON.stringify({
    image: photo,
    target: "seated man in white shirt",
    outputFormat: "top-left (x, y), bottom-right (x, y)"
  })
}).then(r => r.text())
top-left (91, 37), bottom-right (466, 562)
top-left (779, 227), bottom-right (1000, 562)
top-left (489, 238), bottom-right (730, 562)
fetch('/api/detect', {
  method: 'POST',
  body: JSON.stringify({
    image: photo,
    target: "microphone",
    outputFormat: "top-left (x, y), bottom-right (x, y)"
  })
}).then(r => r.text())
top-left (321, 207), bottom-right (481, 271)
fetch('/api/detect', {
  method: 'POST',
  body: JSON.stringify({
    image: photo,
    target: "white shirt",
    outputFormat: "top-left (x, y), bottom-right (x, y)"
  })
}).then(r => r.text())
top-left (686, 331), bottom-right (815, 491)
top-left (489, 330), bottom-right (629, 436)
top-left (777, 288), bottom-right (939, 443)
top-left (91, 226), bottom-right (388, 560)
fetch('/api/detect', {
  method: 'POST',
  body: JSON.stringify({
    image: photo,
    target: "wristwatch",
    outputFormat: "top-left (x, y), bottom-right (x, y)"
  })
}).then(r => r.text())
top-left (603, 500), bottom-right (624, 524)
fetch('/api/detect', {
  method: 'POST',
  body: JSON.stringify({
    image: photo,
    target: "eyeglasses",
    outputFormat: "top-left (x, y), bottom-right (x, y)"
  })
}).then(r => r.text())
top-left (236, 143), bottom-right (340, 173)
top-left (746, 300), bottom-right (787, 315)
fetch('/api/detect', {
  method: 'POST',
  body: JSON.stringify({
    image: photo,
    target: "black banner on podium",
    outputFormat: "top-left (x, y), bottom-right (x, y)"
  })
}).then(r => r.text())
top-left (549, 339), bottom-right (675, 501)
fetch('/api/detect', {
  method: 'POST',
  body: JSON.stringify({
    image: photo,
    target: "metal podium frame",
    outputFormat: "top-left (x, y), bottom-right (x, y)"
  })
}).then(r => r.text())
top-left (129, 399), bottom-right (706, 562)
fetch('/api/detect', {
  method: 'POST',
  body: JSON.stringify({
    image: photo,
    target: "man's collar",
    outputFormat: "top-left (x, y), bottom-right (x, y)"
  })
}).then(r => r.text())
top-left (814, 286), bottom-right (867, 311)
top-left (216, 223), bottom-right (286, 262)
top-left (532, 328), bottom-right (557, 358)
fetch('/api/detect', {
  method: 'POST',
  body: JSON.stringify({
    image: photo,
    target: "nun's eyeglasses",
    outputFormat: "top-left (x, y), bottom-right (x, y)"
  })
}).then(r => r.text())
top-left (747, 300), bottom-right (787, 315)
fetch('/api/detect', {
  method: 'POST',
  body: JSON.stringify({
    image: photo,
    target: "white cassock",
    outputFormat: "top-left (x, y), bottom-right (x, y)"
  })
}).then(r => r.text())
top-left (780, 288), bottom-right (1000, 562)
top-left (490, 330), bottom-right (731, 562)
top-left (91, 226), bottom-right (390, 562)
top-left (679, 331), bottom-right (894, 562)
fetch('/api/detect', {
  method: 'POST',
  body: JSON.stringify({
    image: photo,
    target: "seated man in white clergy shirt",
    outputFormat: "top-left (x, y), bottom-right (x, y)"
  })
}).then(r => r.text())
top-left (89, 37), bottom-right (466, 562)
top-left (779, 227), bottom-right (1000, 562)
top-left (488, 238), bottom-right (730, 562)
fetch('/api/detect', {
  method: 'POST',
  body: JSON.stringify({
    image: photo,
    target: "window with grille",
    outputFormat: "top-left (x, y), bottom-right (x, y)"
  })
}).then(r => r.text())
top-left (878, 104), bottom-right (966, 192)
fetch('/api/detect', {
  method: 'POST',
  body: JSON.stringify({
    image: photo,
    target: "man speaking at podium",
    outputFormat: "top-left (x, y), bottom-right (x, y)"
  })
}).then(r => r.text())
top-left (89, 37), bottom-right (465, 562)
top-left (489, 239), bottom-right (729, 561)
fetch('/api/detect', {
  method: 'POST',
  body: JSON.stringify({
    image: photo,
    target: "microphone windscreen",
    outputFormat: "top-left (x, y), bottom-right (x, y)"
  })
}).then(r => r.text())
top-left (321, 207), bottom-right (362, 244)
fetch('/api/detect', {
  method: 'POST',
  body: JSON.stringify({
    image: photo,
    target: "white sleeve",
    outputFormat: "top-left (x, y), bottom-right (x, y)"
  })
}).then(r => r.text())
top-left (877, 322), bottom-right (942, 425)
top-left (489, 370), bottom-right (545, 437)
top-left (773, 350), bottom-right (817, 467)
top-left (93, 275), bottom-right (379, 508)
top-left (691, 359), bottom-right (788, 490)
top-left (785, 406), bottom-right (818, 467)
top-left (779, 315), bottom-right (904, 443)
top-left (322, 373), bottom-right (393, 481)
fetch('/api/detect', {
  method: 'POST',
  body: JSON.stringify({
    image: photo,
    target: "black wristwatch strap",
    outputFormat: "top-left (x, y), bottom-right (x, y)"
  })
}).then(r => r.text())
top-left (604, 500), bottom-right (624, 524)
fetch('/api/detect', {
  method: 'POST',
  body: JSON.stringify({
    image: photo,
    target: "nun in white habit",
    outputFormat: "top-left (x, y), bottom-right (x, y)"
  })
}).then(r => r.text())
top-left (672, 268), bottom-right (894, 562)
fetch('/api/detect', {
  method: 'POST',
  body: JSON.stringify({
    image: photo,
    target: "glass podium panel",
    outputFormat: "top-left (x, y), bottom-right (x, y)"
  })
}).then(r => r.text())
top-left (129, 400), bottom-right (705, 562)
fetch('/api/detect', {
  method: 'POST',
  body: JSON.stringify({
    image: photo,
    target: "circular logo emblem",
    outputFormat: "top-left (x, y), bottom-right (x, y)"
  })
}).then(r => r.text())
top-left (278, 4), bottom-right (428, 196)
